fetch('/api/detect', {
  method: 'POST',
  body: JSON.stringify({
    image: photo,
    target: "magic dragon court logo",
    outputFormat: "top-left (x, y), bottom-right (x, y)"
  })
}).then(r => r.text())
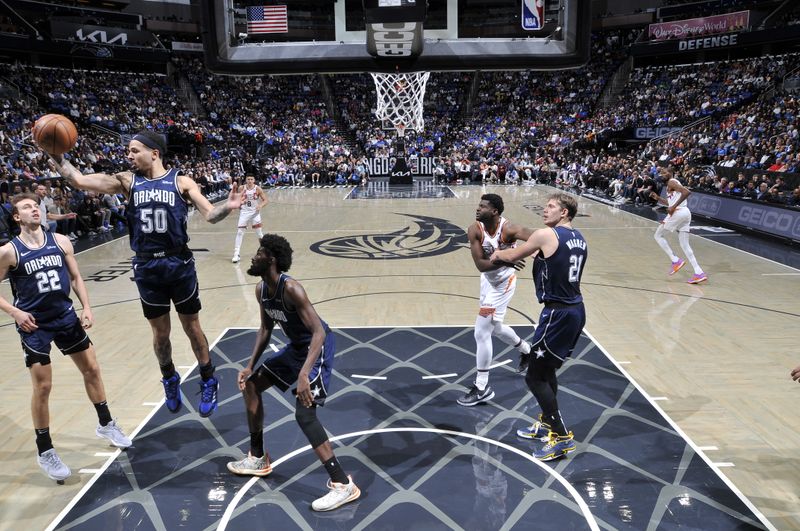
top-left (310, 214), bottom-right (467, 260)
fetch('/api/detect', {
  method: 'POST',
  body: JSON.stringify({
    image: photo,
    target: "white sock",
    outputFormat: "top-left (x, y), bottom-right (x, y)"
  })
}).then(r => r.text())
top-left (234, 229), bottom-right (244, 255)
top-left (474, 315), bottom-right (493, 388)
top-left (678, 231), bottom-right (703, 274)
top-left (475, 370), bottom-right (489, 391)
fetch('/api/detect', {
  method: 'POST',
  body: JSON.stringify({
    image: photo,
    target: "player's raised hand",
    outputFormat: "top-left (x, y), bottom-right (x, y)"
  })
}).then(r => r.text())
top-left (227, 181), bottom-right (242, 210)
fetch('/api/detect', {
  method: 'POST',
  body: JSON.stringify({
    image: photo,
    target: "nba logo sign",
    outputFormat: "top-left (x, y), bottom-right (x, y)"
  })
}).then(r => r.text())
top-left (522, 0), bottom-right (544, 30)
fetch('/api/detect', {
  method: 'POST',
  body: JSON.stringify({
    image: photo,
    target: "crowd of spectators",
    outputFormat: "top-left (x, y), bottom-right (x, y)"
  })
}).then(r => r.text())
top-left (2, 27), bottom-right (800, 246)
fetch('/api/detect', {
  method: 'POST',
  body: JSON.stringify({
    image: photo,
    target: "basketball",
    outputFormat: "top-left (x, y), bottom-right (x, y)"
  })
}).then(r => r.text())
top-left (32, 114), bottom-right (78, 155)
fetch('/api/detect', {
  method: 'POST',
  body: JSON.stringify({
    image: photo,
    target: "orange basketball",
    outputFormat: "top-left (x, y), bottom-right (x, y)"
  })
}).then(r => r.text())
top-left (32, 114), bottom-right (78, 155)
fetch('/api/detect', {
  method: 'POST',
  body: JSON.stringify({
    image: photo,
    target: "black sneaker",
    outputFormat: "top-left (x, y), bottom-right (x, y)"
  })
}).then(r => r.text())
top-left (457, 385), bottom-right (495, 407)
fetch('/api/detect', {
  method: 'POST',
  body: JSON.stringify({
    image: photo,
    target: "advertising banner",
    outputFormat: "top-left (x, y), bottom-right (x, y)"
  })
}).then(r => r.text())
top-left (365, 157), bottom-right (439, 177)
top-left (648, 11), bottom-right (749, 41)
top-left (687, 191), bottom-right (800, 241)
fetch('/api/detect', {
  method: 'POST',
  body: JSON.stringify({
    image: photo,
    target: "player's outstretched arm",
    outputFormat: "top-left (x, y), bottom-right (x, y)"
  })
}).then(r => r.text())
top-left (492, 228), bottom-right (547, 263)
top-left (50, 154), bottom-right (130, 195)
top-left (182, 176), bottom-right (241, 224)
top-left (505, 221), bottom-right (536, 242)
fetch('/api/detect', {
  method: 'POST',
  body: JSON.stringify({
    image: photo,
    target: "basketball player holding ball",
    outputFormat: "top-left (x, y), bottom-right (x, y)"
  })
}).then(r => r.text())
top-left (43, 127), bottom-right (242, 418)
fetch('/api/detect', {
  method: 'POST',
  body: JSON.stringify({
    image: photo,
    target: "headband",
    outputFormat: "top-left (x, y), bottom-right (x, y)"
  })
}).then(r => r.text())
top-left (132, 134), bottom-right (164, 153)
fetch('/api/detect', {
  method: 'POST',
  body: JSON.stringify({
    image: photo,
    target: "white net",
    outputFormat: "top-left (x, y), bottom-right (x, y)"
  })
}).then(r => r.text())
top-left (370, 71), bottom-right (430, 137)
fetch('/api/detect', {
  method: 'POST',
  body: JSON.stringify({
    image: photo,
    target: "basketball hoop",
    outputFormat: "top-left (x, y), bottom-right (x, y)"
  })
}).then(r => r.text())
top-left (370, 71), bottom-right (430, 137)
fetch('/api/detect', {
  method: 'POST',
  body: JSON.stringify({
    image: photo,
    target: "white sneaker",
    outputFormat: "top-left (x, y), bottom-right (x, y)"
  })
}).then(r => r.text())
top-left (96, 419), bottom-right (132, 448)
top-left (226, 453), bottom-right (272, 476)
top-left (312, 475), bottom-right (361, 511)
top-left (37, 449), bottom-right (71, 481)
top-left (231, 254), bottom-right (240, 263)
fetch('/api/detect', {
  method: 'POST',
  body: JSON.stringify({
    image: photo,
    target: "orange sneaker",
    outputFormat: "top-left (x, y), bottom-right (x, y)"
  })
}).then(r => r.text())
top-left (687, 272), bottom-right (707, 284)
top-left (669, 258), bottom-right (686, 276)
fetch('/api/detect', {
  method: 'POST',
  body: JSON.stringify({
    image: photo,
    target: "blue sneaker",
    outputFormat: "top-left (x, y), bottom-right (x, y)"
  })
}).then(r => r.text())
top-left (516, 414), bottom-right (551, 441)
top-left (198, 376), bottom-right (218, 417)
top-left (534, 432), bottom-right (576, 461)
top-left (161, 373), bottom-right (182, 412)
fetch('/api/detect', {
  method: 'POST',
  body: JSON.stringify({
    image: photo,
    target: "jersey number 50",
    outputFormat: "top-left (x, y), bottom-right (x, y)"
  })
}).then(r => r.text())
top-left (140, 207), bottom-right (168, 234)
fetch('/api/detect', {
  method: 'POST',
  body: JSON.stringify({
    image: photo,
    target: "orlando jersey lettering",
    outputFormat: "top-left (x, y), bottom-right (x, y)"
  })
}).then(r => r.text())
top-left (261, 274), bottom-right (329, 347)
top-left (533, 226), bottom-right (587, 304)
top-left (127, 168), bottom-right (189, 253)
top-left (7, 232), bottom-right (73, 322)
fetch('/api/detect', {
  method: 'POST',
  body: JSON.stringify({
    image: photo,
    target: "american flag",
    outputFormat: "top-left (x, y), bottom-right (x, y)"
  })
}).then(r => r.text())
top-left (246, 5), bottom-right (288, 34)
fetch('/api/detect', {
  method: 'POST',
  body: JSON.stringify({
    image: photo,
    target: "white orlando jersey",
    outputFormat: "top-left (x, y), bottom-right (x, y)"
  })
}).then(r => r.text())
top-left (479, 217), bottom-right (515, 284)
top-left (241, 186), bottom-right (261, 214)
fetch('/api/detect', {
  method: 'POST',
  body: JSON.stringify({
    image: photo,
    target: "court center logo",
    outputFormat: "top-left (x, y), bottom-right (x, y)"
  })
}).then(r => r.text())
top-left (310, 214), bottom-right (467, 260)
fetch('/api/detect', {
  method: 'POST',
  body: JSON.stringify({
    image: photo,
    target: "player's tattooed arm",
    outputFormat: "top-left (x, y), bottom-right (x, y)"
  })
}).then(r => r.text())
top-left (49, 154), bottom-right (130, 194)
top-left (206, 202), bottom-right (232, 224)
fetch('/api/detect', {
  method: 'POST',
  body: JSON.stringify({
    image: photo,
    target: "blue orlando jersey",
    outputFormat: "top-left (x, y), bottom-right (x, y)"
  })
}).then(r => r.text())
top-left (533, 225), bottom-right (587, 305)
top-left (127, 168), bottom-right (189, 254)
top-left (261, 274), bottom-right (329, 347)
top-left (7, 232), bottom-right (74, 322)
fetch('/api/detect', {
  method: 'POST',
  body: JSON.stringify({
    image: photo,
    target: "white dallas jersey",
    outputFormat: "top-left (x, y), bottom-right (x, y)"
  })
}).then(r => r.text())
top-left (478, 217), bottom-right (515, 284)
top-left (241, 185), bottom-right (261, 214)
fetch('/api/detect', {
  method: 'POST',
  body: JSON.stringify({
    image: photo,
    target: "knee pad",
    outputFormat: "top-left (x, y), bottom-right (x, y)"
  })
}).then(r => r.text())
top-left (295, 400), bottom-right (328, 448)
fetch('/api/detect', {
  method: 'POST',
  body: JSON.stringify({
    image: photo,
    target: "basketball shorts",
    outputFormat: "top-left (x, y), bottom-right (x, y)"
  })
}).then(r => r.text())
top-left (132, 250), bottom-right (202, 319)
top-left (19, 311), bottom-right (91, 367)
top-left (237, 211), bottom-right (262, 229)
top-left (253, 330), bottom-right (335, 406)
top-left (530, 302), bottom-right (586, 367)
top-left (478, 273), bottom-right (516, 322)
top-left (661, 208), bottom-right (691, 233)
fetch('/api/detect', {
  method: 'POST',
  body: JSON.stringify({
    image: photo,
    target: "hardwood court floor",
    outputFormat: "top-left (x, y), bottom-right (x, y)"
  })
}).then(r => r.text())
top-left (0, 184), bottom-right (797, 531)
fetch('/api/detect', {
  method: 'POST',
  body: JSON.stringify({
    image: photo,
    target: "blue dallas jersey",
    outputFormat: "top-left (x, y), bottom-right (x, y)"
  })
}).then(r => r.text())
top-left (533, 225), bottom-right (588, 305)
top-left (261, 274), bottom-right (330, 347)
top-left (126, 168), bottom-right (189, 254)
top-left (7, 231), bottom-right (74, 322)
